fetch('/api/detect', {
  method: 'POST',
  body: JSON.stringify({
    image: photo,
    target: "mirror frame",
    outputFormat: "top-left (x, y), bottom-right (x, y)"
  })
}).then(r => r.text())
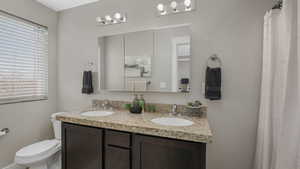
top-left (97, 23), bottom-right (193, 93)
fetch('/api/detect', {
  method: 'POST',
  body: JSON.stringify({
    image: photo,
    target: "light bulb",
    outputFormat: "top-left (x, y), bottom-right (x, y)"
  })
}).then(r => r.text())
top-left (96, 17), bottom-right (106, 24)
top-left (184, 0), bottom-right (192, 8)
top-left (157, 3), bottom-right (165, 12)
top-left (170, 1), bottom-right (178, 10)
top-left (121, 15), bottom-right (127, 22)
top-left (105, 15), bottom-right (112, 21)
top-left (114, 13), bottom-right (121, 20)
top-left (96, 17), bottom-right (103, 22)
top-left (157, 3), bottom-right (167, 15)
top-left (170, 1), bottom-right (177, 9)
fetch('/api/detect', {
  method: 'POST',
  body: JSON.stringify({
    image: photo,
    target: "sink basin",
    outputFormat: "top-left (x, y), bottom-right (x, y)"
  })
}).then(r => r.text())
top-left (81, 111), bottom-right (114, 117)
top-left (151, 117), bottom-right (194, 127)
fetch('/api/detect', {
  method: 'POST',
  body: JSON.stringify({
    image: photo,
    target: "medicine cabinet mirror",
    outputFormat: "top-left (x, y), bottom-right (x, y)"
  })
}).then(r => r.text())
top-left (98, 25), bottom-right (192, 93)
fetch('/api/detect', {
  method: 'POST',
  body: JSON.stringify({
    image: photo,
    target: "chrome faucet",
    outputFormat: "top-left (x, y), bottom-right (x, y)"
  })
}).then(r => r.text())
top-left (102, 100), bottom-right (112, 110)
top-left (171, 104), bottom-right (178, 116)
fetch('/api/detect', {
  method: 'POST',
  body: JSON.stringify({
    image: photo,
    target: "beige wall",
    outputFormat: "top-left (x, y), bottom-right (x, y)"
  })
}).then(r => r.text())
top-left (0, 0), bottom-right (278, 168)
top-left (0, 0), bottom-right (58, 167)
top-left (57, 0), bottom-right (272, 169)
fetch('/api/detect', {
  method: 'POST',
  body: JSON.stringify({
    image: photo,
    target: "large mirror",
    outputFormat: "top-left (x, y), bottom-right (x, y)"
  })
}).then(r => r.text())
top-left (98, 25), bottom-right (191, 93)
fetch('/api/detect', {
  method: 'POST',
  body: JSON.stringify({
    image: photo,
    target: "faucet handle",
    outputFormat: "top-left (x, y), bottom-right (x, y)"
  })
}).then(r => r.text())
top-left (102, 100), bottom-right (110, 110)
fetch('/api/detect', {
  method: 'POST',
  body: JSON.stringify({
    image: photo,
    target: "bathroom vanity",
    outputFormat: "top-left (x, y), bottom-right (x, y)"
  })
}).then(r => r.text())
top-left (62, 123), bottom-right (206, 169)
top-left (57, 107), bottom-right (212, 169)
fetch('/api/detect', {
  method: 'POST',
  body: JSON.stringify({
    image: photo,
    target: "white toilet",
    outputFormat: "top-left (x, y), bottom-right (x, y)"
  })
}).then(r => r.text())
top-left (15, 113), bottom-right (63, 169)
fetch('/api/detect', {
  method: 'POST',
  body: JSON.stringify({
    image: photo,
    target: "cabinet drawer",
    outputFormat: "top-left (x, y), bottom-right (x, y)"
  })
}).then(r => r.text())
top-left (106, 130), bottom-right (131, 148)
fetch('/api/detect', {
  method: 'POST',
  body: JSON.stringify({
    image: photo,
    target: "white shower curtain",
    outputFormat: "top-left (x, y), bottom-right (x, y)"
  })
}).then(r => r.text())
top-left (254, 0), bottom-right (298, 169)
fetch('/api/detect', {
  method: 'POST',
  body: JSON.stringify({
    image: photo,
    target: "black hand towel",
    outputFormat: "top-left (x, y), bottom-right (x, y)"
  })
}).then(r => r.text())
top-left (82, 71), bottom-right (94, 94)
top-left (205, 67), bottom-right (221, 100)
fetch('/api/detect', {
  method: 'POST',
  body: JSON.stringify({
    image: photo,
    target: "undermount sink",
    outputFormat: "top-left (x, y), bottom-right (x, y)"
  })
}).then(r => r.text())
top-left (151, 117), bottom-right (194, 127)
top-left (81, 111), bottom-right (114, 117)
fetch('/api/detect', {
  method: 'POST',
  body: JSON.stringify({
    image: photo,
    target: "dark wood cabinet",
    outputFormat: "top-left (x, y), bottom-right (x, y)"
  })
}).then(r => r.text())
top-left (133, 135), bottom-right (206, 169)
top-left (62, 123), bottom-right (103, 169)
top-left (62, 123), bottom-right (206, 169)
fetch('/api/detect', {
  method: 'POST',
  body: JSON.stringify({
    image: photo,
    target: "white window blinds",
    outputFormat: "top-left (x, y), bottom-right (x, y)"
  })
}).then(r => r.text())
top-left (0, 11), bottom-right (48, 104)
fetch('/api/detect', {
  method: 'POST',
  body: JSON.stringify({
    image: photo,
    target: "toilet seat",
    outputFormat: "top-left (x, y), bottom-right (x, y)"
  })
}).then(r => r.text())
top-left (15, 139), bottom-right (61, 165)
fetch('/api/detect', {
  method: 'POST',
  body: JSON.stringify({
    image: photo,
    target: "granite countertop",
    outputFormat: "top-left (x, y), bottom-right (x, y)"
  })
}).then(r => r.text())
top-left (56, 110), bottom-right (213, 143)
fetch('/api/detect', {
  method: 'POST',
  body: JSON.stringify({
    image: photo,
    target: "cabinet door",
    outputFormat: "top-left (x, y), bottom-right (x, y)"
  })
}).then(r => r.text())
top-left (105, 146), bottom-right (131, 169)
top-left (133, 135), bottom-right (206, 169)
top-left (62, 123), bottom-right (103, 169)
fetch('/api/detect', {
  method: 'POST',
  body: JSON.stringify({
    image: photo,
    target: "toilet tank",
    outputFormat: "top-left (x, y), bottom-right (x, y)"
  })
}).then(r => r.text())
top-left (51, 113), bottom-right (63, 140)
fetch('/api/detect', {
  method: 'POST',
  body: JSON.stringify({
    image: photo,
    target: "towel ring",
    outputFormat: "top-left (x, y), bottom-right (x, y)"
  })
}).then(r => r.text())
top-left (85, 62), bottom-right (94, 71)
top-left (206, 54), bottom-right (222, 68)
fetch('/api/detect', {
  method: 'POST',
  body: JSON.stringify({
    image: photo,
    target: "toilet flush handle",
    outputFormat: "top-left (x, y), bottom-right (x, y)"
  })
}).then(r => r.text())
top-left (0, 128), bottom-right (9, 137)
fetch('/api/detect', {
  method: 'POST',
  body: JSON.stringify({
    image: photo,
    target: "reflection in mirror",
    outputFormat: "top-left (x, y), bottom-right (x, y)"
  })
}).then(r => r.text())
top-left (98, 25), bottom-right (191, 93)
top-left (124, 31), bottom-right (153, 78)
top-left (174, 37), bottom-right (191, 92)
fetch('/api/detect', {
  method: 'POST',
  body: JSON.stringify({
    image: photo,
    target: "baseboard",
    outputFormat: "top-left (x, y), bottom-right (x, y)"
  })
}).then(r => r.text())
top-left (2, 163), bottom-right (25, 169)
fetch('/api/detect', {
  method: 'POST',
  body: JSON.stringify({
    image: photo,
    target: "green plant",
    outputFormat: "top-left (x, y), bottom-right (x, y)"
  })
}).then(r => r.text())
top-left (124, 104), bottom-right (132, 110)
top-left (147, 105), bottom-right (156, 112)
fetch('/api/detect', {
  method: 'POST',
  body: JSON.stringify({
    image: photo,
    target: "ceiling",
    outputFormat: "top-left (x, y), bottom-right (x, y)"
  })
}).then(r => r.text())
top-left (36, 0), bottom-right (99, 11)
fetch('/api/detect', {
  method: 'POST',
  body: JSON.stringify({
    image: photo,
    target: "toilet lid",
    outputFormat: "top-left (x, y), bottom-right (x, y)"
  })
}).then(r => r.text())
top-left (16, 140), bottom-right (60, 158)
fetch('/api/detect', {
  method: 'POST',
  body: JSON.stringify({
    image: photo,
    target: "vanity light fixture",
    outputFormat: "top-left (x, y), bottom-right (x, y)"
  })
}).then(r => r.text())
top-left (96, 12), bottom-right (127, 26)
top-left (156, 0), bottom-right (195, 16)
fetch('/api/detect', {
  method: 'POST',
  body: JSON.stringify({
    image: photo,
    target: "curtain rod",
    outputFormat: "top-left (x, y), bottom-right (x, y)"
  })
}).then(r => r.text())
top-left (272, 0), bottom-right (282, 9)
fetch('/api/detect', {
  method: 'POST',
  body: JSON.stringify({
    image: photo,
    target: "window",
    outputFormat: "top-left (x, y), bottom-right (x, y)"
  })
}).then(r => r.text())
top-left (0, 11), bottom-right (48, 104)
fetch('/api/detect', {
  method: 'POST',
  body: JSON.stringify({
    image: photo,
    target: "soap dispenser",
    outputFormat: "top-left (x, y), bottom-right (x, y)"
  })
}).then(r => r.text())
top-left (130, 94), bottom-right (142, 114)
